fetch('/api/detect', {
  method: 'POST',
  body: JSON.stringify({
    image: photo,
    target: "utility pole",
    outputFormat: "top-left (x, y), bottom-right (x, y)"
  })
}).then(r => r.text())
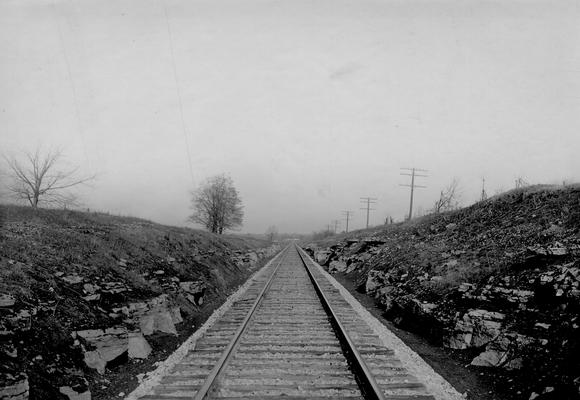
top-left (342, 211), bottom-right (353, 233)
top-left (360, 197), bottom-right (377, 229)
top-left (399, 168), bottom-right (427, 220)
top-left (330, 220), bottom-right (341, 234)
top-left (480, 177), bottom-right (487, 201)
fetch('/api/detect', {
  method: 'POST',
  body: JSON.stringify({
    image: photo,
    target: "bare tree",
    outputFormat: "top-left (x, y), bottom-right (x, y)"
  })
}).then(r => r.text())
top-left (189, 174), bottom-right (243, 234)
top-left (265, 225), bottom-right (278, 242)
top-left (431, 178), bottom-right (461, 213)
top-left (3, 148), bottom-right (94, 209)
top-left (515, 176), bottom-right (529, 189)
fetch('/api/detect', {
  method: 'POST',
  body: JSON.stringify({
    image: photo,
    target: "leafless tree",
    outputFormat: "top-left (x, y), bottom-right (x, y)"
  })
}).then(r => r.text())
top-left (515, 176), bottom-right (529, 189)
top-left (265, 225), bottom-right (278, 242)
top-left (3, 148), bottom-right (94, 209)
top-left (431, 178), bottom-right (461, 213)
top-left (189, 174), bottom-right (244, 234)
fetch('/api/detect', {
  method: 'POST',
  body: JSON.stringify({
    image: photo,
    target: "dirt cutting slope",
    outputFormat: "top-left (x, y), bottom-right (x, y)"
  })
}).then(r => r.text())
top-left (0, 205), bottom-right (279, 400)
top-left (305, 185), bottom-right (580, 400)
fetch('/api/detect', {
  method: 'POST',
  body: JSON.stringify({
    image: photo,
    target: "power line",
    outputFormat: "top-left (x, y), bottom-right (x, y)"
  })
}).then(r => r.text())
top-left (399, 168), bottom-right (427, 220)
top-left (342, 210), bottom-right (353, 233)
top-left (51, 3), bottom-right (90, 170)
top-left (360, 197), bottom-right (377, 229)
top-left (163, 4), bottom-right (195, 185)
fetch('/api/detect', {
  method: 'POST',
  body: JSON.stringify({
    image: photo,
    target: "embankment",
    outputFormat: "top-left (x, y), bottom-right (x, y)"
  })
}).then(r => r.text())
top-left (304, 185), bottom-right (580, 400)
top-left (0, 205), bottom-right (280, 400)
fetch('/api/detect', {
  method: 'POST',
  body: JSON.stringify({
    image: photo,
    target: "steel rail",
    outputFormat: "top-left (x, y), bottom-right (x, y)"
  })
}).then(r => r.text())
top-left (295, 244), bottom-right (387, 400)
top-left (192, 244), bottom-right (291, 400)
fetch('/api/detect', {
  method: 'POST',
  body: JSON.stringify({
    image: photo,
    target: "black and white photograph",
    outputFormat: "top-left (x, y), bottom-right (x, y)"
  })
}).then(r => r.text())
top-left (1, 0), bottom-right (579, 399)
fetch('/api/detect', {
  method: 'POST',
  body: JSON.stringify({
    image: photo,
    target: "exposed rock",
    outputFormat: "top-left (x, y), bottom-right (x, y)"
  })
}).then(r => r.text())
top-left (0, 373), bottom-right (29, 400)
top-left (128, 331), bottom-right (152, 359)
top-left (528, 242), bottom-right (569, 256)
top-left (82, 294), bottom-right (100, 302)
top-left (0, 294), bottom-right (15, 307)
top-left (245, 252), bottom-right (259, 265)
top-left (77, 327), bottom-right (128, 374)
top-left (412, 299), bottom-right (437, 314)
top-left (365, 270), bottom-right (388, 294)
top-left (170, 307), bottom-right (183, 324)
top-left (140, 310), bottom-right (177, 336)
top-left (458, 283), bottom-right (475, 293)
top-left (363, 237), bottom-right (386, 245)
top-left (471, 333), bottom-right (533, 369)
top-left (83, 284), bottom-right (99, 294)
top-left (314, 250), bottom-right (333, 266)
top-left (179, 281), bottom-right (206, 305)
top-left (62, 275), bottom-right (84, 284)
top-left (446, 309), bottom-right (504, 349)
top-left (60, 384), bottom-right (91, 400)
top-left (328, 261), bottom-right (347, 273)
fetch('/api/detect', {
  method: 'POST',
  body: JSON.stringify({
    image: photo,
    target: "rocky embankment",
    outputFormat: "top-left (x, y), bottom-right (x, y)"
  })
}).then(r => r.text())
top-left (0, 205), bottom-right (280, 400)
top-left (305, 185), bottom-right (580, 400)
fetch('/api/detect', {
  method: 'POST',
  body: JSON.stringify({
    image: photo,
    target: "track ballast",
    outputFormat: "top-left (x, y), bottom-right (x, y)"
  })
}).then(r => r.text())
top-left (139, 244), bottom-right (435, 400)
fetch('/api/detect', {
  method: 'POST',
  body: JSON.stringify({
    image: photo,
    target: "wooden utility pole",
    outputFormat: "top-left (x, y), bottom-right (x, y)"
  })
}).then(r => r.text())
top-left (342, 210), bottom-right (353, 233)
top-left (360, 197), bottom-right (377, 229)
top-left (331, 219), bottom-right (341, 233)
top-left (399, 168), bottom-right (427, 220)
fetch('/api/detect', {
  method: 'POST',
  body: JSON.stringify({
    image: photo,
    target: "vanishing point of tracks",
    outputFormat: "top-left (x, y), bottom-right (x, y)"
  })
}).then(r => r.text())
top-left (141, 244), bottom-right (435, 400)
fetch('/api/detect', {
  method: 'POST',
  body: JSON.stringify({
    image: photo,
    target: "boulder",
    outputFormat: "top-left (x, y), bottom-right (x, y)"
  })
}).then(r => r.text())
top-left (471, 333), bottom-right (533, 369)
top-left (328, 261), bottom-right (347, 274)
top-left (77, 327), bottom-right (128, 374)
top-left (140, 310), bottom-right (177, 336)
top-left (314, 250), bottom-right (333, 266)
top-left (180, 281), bottom-right (206, 305)
top-left (128, 332), bottom-right (152, 359)
top-left (170, 307), bottom-right (183, 324)
top-left (445, 309), bottom-right (504, 349)
top-left (179, 281), bottom-right (205, 295)
top-left (446, 318), bottom-right (474, 350)
top-left (83, 350), bottom-right (107, 374)
top-left (59, 385), bottom-right (91, 400)
top-left (0, 373), bottom-right (28, 400)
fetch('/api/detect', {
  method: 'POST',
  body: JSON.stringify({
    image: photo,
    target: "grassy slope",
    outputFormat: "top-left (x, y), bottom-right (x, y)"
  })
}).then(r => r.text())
top-left (0, 205), bottom-right (271, 399)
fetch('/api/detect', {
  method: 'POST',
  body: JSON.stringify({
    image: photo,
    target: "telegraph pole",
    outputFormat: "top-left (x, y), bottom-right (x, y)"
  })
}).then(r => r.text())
top-left (342, 210), bottom-right (353, 233)
top-left (331, 220), bottom-right (341, 234)
top-left (399, 168), bottom-right (427, 220)
top-left (360, 197), bottom-right (377, 229)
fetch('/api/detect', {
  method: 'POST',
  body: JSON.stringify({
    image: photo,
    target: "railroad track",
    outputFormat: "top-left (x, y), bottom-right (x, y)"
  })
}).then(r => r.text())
top-left (140, 244), bottom-right (435, 400)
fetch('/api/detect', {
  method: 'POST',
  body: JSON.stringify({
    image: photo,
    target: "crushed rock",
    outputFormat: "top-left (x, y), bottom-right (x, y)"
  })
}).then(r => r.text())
top-left (124, 247), bottom-right (288, 400)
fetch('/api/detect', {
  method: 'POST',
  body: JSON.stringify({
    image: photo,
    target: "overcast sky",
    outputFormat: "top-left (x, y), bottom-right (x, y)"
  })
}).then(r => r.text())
top-left (1, 0), bottom-right (579, 234)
